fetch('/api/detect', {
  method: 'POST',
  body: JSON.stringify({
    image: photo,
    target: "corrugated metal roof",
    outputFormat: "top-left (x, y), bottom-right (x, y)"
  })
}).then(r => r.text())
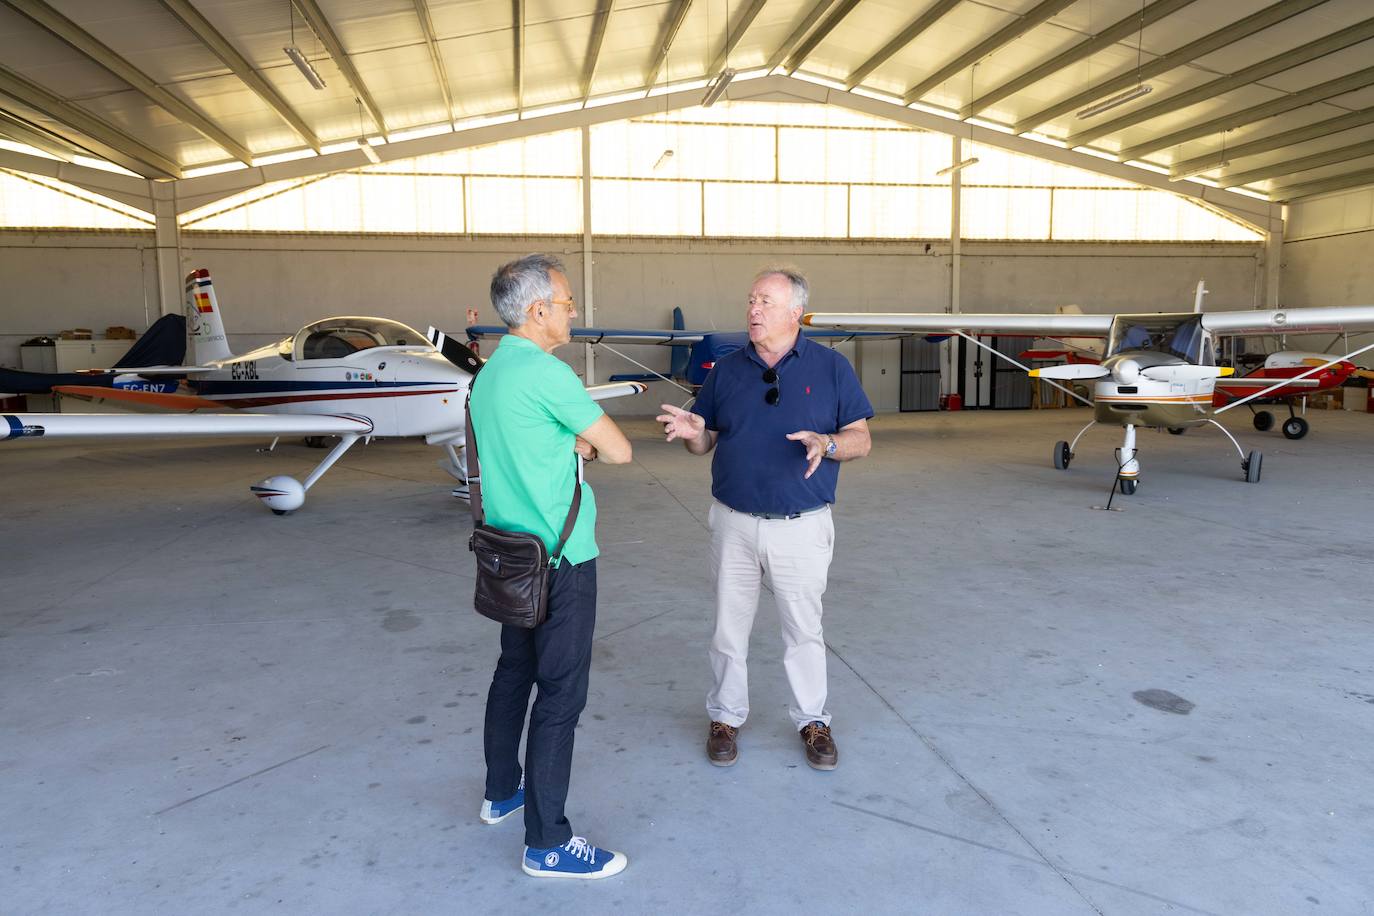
top-left (0, 0), bottom-right (1368, 199)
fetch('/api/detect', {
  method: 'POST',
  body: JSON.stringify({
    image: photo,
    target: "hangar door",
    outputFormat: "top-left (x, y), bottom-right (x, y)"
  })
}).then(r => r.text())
top-left (899, 337), bottom-right (941, 411)
top-left (958, 336), bottom-right (1032, 409)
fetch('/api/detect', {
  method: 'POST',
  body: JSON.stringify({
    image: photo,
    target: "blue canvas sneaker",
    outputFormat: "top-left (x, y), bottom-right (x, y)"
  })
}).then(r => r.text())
top-left (479, 777), bottom-right (524, 825)
top-left (522, 836), bottom-right (627, 880)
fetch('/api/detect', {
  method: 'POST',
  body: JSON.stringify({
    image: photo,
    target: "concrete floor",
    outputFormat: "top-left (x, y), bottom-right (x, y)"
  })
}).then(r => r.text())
top-left (2, 408), bottom-right (1372, 915)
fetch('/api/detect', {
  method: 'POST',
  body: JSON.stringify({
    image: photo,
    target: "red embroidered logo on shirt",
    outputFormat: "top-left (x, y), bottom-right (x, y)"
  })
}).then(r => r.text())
top-left (805, 386), bottom-right (812, 394)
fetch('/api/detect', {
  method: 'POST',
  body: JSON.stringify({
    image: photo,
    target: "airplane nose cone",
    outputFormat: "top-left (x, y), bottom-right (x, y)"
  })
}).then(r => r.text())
top-left (1115, 359), bottom-right (1141, 384)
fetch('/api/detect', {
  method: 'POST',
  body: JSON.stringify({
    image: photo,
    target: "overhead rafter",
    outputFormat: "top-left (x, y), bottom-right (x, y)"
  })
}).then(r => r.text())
top-left (581, 1), bottom-right (614, 104)
top-left (903, 0), bottom-right (1077, 105)
top-left (844, 0), bottom-right (962, 91)
top-left (1170, 106), bottom-right (1374, 177)
top-left (6, 0), bottom-right (253, 165)
top-left (1013, 0), bottom-right (1329, 134)
top-left (1069, 17), bottom-right (1374, 147)
top-left (0, 64), bottom-right (180, 177)
top-left (1118, 64), bottom-right (1374, 161)
top-left (644, 0), bottom-right (691, 90)
top-left (962, 0), bottom-right (1199, 119)
top-left (290, 0), bottom-right (387, 135)
top-left (0, 108), bottom-right (83, 160)
top-left (0, 146), bottom-right (154, 210)
top-left (707, 0), bottom-right (768, 77)
top-left (1220, 138), bottom-right (1374, 187)
top-left (154, 0), bottom-right (321, 153)
top-left (411, 0), bottom-right (455, 127)
top-left (513, 0), bottom-right (524, 111)
top-left (1271, 165), bottom-right (1374, 200)
top-left (766, 0), bottom-right (835, 73)
top-left (784, 0), bottom-right (861, 75)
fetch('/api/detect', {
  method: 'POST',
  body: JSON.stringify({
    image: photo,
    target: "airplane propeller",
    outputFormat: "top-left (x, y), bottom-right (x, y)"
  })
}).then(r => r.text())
top-left (1301, 357), bottom-right (1374, 379)
top-left (1028, 364), bottom-right (1109, 380)
top-left (426, 326), bottom-right (483, 376)
top-left (1139, 365), bottom-right (1234, 383)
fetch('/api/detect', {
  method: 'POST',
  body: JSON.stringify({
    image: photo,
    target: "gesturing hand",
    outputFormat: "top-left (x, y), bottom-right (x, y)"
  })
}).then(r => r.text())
top-left (656, 403), bottom-right (705, 443)
top-left (786, 430), bottom-right (826, 479)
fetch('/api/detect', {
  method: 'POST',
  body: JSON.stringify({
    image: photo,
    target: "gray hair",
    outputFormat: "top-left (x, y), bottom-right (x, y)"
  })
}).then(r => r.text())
top-left (490, 253), bottom-right (566, 328)
top-left (755, 266), bottom-right (809, 313)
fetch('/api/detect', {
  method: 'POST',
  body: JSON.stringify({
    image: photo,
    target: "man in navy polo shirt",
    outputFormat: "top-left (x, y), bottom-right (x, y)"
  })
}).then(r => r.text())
top-left (658, 267), bottom-right (872, 770)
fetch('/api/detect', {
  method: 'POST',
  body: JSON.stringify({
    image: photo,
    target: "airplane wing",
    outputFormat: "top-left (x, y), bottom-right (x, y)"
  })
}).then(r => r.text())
top-left (1201, 305), bottom-right (1374, 335)
top-left (803, 312), bottom-right (1115, 336)
top-left (586, 381), bottom-right (648, 401)
top-left (1215, 377), bottom-right (1322, 391)
top-left (3, 412), bottom-right (374, 442)
top-left (465, 324), bottom-right (706, 346)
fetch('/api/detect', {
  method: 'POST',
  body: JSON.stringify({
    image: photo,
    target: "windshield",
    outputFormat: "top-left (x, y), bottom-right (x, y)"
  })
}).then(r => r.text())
top-left (294, 317), bottom-right (426, 361)
top-left (1107, 315), bottom-right (1209, 363)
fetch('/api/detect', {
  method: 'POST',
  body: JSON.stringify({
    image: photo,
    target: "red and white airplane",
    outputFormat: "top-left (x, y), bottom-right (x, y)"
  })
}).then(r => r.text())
top-left (1213, 351), bottom-right (1373, 439)
top-left (1, 270), bottom-right (645, 513)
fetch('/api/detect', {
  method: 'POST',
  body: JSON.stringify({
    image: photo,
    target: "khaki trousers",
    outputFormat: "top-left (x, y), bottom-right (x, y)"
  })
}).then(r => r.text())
top-left (706, 500), bottom-right (834, 731)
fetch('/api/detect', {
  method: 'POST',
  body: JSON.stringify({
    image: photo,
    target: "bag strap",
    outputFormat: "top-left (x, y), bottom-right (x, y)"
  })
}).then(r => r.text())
top-left (466, 389), bottom-right (582, 564)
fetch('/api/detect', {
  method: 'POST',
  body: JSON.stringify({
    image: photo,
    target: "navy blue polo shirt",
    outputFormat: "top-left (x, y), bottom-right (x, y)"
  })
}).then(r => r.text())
top-left (692, 333), bottom-right (873, 515)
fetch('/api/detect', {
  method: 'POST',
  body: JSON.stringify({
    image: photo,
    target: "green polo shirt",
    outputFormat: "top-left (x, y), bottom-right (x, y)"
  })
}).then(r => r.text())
top-left (468, 334), bottom-right (605, 566)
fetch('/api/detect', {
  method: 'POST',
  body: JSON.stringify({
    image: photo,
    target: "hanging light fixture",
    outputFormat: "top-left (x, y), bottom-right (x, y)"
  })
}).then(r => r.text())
top-left (1077, 1), bottom-right (1151, 119)
top-left (284, 2), bottom-right (326, 90)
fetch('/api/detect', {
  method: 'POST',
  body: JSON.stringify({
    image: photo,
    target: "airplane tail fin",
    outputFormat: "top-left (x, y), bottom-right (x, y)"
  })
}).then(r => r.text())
top-left (114, 313), bottom-right (187, 368)
top-left (184, 269), bottom-right (232, 365)
top-left (669, 306), bottom-right (689, 380)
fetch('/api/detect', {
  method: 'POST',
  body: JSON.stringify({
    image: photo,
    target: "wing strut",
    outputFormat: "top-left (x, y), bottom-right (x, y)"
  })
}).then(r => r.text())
top-left (954, 332), bottom-right (1094, 407)
top-left (1214, 340), bottom-right (1374, 414)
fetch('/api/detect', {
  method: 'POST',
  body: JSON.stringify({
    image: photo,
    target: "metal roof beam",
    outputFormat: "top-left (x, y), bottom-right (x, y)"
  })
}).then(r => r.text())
top-left (1271, 165), bottom-right (1374, 200)
top-left (154, 0), bottom-right (321, 152)
top-left (581, 1), bottom-right (614, 104)
top-left (844, 0), bottom-right (963, 90)
top-left (1119, 64), bottom-right (1374, 161)
top-left (1014, 0), bottom-right (1329, 134)
top-left (290, 0), bottom-right (387, 134)
top-left (0, 108), bottom-right (81, 160)
top-left (0, 65), bottom-right (180, 178)
top-left (1069, 17), bottom-right (1374, 147)
top-left (766, 0), bottom-right (835, 73)
top-left (962, 0), bottom-right (1199, 119)
top-left (784, 0), bottom-right (861, 75)
top-left (513, 0), bottom-right (524, 111)
top-left (644, 0), bottom-right (691, 90)
top-left (1220, 138), bottom-right (1374, 187)
top-left (707, 0), bottom-right (768, 76)
top-left (7, 0), bottom-right (253, 164)
top-left (903, 0), bottom-right (1077, 105)
top-left (1170, 106), bottom-right (1374, 177)
top-left (171, 75), bottom-right (1271, 231)
top-left (411, 0), bottom-right (455, 127)
top-left (0, 146), bottom-right (154, 211)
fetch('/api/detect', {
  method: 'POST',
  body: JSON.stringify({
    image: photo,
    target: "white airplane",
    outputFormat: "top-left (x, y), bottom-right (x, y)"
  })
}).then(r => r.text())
top-left (1, 269), bottom-right (645, 513)
top-left (803, 297), bottom-right (1374, 497)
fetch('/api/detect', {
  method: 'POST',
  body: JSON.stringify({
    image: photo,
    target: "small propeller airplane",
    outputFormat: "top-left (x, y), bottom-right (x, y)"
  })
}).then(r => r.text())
top-left (1, 269), bottom-right (645, 513)
top-left (1213, 350), bottom-right (1374, 440)
top-left (803, 294), bottom-right (1374, 496)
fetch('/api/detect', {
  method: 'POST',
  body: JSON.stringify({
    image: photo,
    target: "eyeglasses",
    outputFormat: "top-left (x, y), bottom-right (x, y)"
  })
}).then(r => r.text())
top-left (762, 367), bottom-right (779, 406)
top-left (550, 296), bottom-right (576, 313)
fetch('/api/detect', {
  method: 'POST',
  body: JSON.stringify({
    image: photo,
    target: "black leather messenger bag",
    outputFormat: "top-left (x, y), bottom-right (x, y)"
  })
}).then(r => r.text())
top-left (465, 395), bottom-right (581, 628)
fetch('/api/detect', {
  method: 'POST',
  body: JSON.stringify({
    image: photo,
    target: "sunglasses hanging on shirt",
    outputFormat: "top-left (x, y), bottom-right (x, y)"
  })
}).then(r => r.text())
top-left (762, 367), bottom-right (780, 406)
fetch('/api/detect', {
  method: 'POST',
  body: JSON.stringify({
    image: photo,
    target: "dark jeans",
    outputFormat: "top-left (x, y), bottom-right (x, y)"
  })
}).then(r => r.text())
top-left (483, 558), bottom-right (597, 849)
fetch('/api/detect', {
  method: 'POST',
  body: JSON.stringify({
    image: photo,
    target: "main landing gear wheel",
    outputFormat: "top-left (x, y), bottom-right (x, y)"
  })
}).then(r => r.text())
top-left (1053, 440), bottom-right (1071, 469)
top-left (1167, 427), bottom-right (1186, 435)
top-left (1253, 411), bottom-right (1274, 432)
top-left (1243, 450), bottom-right (1263, 483)
top-left (1282, 416), bottom-right (1309, 440)
top-left (1118, 478), bottom-right (1138, 495)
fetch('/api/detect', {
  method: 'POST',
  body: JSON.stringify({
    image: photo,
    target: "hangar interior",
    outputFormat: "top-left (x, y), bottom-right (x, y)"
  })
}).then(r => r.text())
top-left (2, 0), bottom-right (1372, 913)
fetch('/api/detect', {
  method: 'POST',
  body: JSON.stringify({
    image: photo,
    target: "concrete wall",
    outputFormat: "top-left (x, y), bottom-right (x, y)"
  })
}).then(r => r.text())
top-left (0, 231), bottom-right (1264, 412)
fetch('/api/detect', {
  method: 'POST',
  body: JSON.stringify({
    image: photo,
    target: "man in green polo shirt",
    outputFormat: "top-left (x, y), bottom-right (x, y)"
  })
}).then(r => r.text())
top-left (470, 253), bottom-right (634, 880)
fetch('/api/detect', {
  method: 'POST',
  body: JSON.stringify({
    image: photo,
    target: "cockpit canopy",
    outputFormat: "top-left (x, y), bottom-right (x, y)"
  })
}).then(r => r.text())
top-left (285, 317), bottom-right (428, 362)
top-left (1106, 314), bottom-right (1212, 365)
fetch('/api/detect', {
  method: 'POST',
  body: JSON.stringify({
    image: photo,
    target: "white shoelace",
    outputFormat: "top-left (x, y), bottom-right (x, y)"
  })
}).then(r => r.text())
top-left (562, 836), bottom-right (597, 864)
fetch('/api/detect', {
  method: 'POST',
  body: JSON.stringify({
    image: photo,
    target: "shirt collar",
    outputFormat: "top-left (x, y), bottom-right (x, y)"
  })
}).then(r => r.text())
top-left (499, 333), bottom-right (541, 352)
top-left (746, 329), bottom-right (806, 368)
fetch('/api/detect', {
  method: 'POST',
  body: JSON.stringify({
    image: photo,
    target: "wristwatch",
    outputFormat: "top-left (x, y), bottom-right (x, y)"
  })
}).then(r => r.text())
top-left (824, 435), bottom-right (838, 458)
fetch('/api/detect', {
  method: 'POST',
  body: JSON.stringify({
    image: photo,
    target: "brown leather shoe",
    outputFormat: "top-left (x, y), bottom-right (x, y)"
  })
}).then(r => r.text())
top-left (706, 721), bottom-right (738, 767)
top-left (800, 721), bottom-right (837, 770)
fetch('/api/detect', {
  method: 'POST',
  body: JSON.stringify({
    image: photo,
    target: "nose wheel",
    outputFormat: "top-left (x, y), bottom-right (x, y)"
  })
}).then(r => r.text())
top-left (1118, 478), bottom-right (1138, 495)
